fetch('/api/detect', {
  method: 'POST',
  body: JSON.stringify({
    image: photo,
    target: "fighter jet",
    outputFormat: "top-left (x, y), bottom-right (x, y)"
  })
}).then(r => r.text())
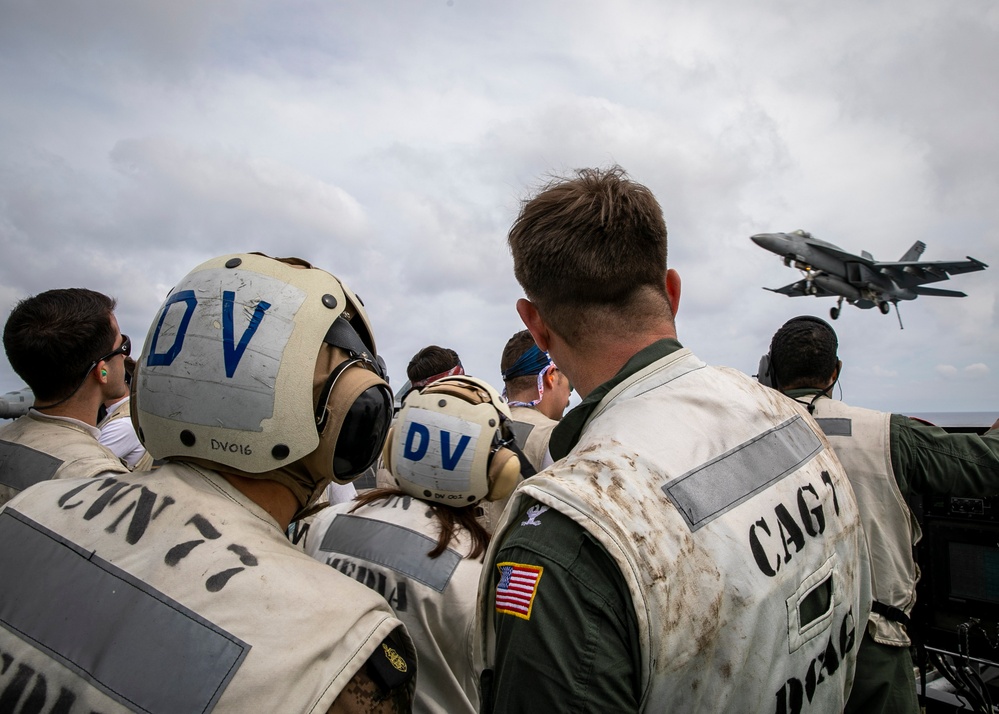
top-left (751, 230), bottom-right (988, 328)
top-left (0, 387), bottom-right (33, 419)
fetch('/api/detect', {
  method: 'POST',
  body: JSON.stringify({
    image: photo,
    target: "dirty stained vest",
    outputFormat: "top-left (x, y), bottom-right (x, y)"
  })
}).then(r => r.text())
top-left (307, 494), bottom-right (482, 714)
top-left (0, 462), bottom-right (413, 713)
top-left (811, 396), bottom-right (919, 647)
top-left (483, 349), bottom-right (871, 713)
top-left (0, 410), bottom-right (129, 508)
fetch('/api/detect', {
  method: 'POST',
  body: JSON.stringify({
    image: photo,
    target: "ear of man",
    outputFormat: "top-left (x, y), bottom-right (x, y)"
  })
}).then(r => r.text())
top-left (516, 298), bottom-right (551, 352)
top-left (665, 269), bottom-right (681, 319)
top-left (830, 359), bottom-right (842, 388)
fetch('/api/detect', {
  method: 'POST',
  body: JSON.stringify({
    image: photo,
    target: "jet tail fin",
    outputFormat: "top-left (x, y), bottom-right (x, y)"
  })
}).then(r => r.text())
top-left (899, 240), bottom-right (926, 262)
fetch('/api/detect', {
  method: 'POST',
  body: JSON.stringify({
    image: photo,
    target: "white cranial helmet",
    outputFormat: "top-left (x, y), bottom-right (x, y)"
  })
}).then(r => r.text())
top-left (383, 375), bottom-right (522, 505)
top-left (132, 253), bottom-right (393, 506)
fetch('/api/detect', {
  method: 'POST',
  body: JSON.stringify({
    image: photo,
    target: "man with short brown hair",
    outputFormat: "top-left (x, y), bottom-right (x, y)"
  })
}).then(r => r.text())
top-left (479, 167), bottom-right (870, 712)
top-left (0, 288), bottom-right (129, 507)
top-left (407, 345), bottom-right (463, 390)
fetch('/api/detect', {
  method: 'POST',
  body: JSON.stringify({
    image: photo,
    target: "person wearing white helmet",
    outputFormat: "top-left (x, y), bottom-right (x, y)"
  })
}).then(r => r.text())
top-left (0, 253), bottom-right (415, 713)
top-left (306, 375), bottom-right (528, 714)
top-left (373, 344), bottom-right (466, 492)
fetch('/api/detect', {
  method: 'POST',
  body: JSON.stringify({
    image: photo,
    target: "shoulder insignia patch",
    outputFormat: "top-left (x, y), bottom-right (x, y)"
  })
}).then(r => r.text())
top-left (520, 504), bottom-right (549, 527)
top-left (382, 642), bottom-right (408, 672)
top-left (520, 503), bottom-right (549, 526)
top-left (495, 562), bottom-right (543, 620)
top-left (366, 631), bottom-right (414, 693)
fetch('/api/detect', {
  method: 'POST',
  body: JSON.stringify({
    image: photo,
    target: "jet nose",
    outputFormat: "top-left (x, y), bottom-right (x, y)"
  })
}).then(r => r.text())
top-left (751, 233), bottom-right (785, 252)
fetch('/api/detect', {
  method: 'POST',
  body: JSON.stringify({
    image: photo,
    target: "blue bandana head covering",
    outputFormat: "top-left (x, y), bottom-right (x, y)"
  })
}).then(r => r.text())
top-left (501, 344), bottom-right (553, 382)
top-left (502, 344), bottom-right (557, 408)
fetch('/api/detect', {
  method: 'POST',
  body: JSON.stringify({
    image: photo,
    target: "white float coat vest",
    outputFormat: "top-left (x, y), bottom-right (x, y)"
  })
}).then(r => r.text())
top-left (507, 406), bottom-right (557, 471)
top-left (481, 348), bottom-right (871, 713)
top-left (0, 462), bottom-right (414, 713)
top-left (0, 409), bottom-right (129, 507)
top-left (306, 495), bottom-right (482, 714)
top-left (810, 396), bottom-right (919, 646)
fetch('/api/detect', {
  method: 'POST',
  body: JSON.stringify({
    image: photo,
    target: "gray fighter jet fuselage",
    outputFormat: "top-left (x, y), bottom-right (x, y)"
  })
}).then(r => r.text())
top-left (0, 387), bottom-right (33, 419)
top-left (751, 230), bottom-right (988, 327)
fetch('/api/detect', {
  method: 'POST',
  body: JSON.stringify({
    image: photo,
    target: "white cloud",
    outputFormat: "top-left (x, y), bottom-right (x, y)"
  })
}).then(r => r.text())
top-left (935, 363), bottom-right (992, 380)
top-left (964, 363), bottom-right (990, 377)
top-left (1, 0), bottom-right (997, 412)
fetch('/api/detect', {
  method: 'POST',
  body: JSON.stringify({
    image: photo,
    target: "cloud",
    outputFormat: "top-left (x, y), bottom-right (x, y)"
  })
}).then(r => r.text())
top-left (964, 363), bottom-right (990, 377)
top-left (108, 137), bottom-right (370, 257)
top-left (1, 0), bottom-right (998, 413)
top-left (936, 363), bottom-right (991, 379)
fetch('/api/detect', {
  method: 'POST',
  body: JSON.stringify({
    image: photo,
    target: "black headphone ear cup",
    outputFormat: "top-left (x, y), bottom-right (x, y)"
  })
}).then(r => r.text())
top-left (486, 448), bottom-right (521, 502)
top-left (757, 353), bottom-right (775, 388)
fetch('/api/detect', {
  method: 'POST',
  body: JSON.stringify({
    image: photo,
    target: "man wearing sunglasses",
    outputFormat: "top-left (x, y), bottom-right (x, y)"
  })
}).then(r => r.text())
top-left (0, 288), bottom-right (130, 508)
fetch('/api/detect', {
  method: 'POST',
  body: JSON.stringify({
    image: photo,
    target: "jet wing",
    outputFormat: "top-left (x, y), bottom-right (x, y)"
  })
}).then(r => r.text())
top-left (764, 278), bottom-right (837, 298)
top-left (875, 256), bottom-right (988, 287)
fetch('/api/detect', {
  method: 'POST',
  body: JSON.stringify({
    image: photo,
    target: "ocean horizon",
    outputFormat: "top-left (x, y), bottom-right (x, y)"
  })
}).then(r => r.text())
top-left (905, 411), bottom-right (997, 428)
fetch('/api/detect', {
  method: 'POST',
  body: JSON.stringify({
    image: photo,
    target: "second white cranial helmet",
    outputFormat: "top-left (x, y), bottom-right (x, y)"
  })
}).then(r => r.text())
top-left (383, 375), bottom-right (523, 505)
top-left (132, 253), bottom-right (393, 508)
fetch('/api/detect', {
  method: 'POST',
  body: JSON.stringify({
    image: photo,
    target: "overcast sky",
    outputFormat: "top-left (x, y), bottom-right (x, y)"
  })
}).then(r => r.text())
top-left (1, 0), bottom-right (996, 420)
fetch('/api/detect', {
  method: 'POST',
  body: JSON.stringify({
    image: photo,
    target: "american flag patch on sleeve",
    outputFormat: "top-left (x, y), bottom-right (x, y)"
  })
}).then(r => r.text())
top-left (495, 562), bottom-right (543, 620)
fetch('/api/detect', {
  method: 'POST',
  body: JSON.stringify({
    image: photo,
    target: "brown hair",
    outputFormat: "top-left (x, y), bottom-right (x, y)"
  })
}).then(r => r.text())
top-left (508, 166), bottom-right (672, 343)
top-left (406, 345), bottom-right (461, 384)
top-left (351, 488), bottom-right (491, 560)
top-left (3, 288), bottom-right (118, 401)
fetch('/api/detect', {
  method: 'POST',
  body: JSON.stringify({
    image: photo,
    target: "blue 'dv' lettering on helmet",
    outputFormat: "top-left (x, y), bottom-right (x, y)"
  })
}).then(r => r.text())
top-left (147, 289), bottom-right (271, 379)
top-left (403, 421), bottom-right (471, 471)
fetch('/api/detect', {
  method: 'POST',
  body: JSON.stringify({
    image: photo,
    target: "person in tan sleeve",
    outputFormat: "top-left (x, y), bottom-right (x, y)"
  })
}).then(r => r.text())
top-left (0, 288), bottom-right (129, 507)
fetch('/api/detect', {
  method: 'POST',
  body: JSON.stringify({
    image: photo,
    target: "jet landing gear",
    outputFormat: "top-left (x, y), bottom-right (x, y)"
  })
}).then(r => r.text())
top-left (878, 301), bottom-right (890, 315)
top-left (830, 297), bottom-right (844, 320)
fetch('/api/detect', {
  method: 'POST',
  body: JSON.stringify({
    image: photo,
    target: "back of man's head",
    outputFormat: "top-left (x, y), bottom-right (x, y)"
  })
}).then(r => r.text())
top-left (508, 166), bottom-right (671, 343)
top-left (500, 330), bottom-right (541, 393)
top-left (767, 316), bottom-right (839, 391)
top-left (3, 288), bottom-right (117, 401)
top-left (407, 345), bottom-right (462, 388)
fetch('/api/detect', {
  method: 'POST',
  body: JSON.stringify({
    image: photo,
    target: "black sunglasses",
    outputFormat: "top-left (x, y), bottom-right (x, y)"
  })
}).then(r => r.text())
top-left (95, 334), bottom-right (131, 366)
